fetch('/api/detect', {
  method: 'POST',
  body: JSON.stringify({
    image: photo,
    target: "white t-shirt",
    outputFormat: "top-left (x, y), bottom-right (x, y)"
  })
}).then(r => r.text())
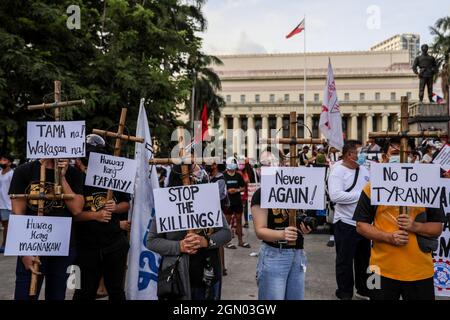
top-left (328, 164), bottom-right (370, 226)
top-left (0, 169), bottom-right (14, 210)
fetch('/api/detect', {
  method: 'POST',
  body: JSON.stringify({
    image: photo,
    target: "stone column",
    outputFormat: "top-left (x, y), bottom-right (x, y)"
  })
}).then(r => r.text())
top-left (351, 113), bottom-right (358, 140)
top-left (276, 114), bottom-right (284, 150)
top-left (305, 114), bottom-right (313, 138)
top-left (365, 113), bottom-right (374, 141)
top-left (232, 114), bottom-right (241, 155)
top-left (381, 113), bottom-right (389, 131)
top-left (247, 114), bottom-right (256, 160)
top-left (219, 116), bottom-right (226, 135)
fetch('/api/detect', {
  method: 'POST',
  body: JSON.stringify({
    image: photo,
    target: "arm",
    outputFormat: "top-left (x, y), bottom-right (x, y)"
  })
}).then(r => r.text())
top-left (251, 205), bottom-right (297, 242)
top-left (328, 172), bottom-right (361, 204)
top-left (412, 57), bottom-right (419, 75)
top-left (146, 218), bottom-right (182, 256)
top-left (11, 198), bottom-right (26, 215)
top-left (397, 214), bottom-right (443, 238)
top-left (61, 175), bottom-right (84, 216)
top-left (356, 221), bottom-right (397, 244)
top-left (73, 209), bottom-right (111, 223)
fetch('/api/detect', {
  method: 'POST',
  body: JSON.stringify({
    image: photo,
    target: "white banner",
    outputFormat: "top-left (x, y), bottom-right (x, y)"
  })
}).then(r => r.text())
top-left (85, 152), bottom-right (137, 194)
top-left (27, 121), bottom-right (85, 159)
top-left (261, 166), bottom-right (326, 210)
top-left (370, 163), bottom-right (442, 208)
top-left (4, 215), bottom-right (71, 256)
top-left (126, 99), bottom-right (160, 300)
top-left (433, 178), bottom-right (450, 297)
top-left (153, 183), bottom-right (222, 233)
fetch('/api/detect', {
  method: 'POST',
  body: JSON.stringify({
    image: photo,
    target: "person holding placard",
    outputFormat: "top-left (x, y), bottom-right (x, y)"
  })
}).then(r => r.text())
top-left (328, 140), bottom-right (371, 300)
top-left (72, 135), bottom-right (131, 301)
top-left (251, 149), bottom-right (312, 300)
top-left (9, 158), bottom-right (84, 300)
top-left (354, 138), bottom-right (445, 300)
top-left (0, 155), bottom-right (14, 253)
top-left (147, 165), bottom-right (231, 300)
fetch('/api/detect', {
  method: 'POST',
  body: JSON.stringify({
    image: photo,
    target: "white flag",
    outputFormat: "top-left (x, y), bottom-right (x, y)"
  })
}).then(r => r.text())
top-left (319, 59), bottom-right (344, 150)
top-left (126, 98), bottom-right (161, 300)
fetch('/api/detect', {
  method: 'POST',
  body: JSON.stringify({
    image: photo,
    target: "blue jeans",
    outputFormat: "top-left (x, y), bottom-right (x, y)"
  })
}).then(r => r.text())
top-left (14, 247), bottom-right (76, 300)
top-left (256, 243), bottom-right (307, 300)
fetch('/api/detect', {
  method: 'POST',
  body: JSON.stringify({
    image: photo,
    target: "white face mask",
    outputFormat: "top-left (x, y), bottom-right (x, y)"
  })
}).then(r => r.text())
top-left (389, 155), bottom-right (400, 163)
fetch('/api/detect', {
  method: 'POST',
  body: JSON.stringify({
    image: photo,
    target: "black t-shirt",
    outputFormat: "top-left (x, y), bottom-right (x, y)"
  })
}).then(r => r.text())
top-left (223, 171), bottom-right (245, 206)
top-left (8, 160), bottom-right (84, 245)
top-left (251, 188), bottom-right (304, 249)
top-left (76, 172), bottom-right (131, 249)
top-left (189, 228), bottom-right (221, 288)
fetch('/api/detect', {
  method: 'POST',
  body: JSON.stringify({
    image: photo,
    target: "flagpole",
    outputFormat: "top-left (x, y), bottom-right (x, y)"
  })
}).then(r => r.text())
top-left (303, 15), bottom-right (307, 138)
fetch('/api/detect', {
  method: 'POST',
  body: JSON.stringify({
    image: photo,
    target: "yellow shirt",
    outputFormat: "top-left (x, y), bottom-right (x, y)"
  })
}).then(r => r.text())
top-left (355, 183), bottom-right (443, 281)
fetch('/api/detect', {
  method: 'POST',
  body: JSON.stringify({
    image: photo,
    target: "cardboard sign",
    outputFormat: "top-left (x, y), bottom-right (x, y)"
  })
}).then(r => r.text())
top-left (370, 163), bottom-right (441, 208)
top-left (4, 215), bottom-right (71, 256)
top-left (27, 121), bottom-right (85, 159)
top-left (433, 178), bottom-right (450, 297)
top-left (153, 183), bottom-right (223, 233)
top-left (260, 167), bottom-right (326, 210)
top-left (85, 152), bottom-right (137, 194)
top-left (433, 144), bottom-right (450, 171)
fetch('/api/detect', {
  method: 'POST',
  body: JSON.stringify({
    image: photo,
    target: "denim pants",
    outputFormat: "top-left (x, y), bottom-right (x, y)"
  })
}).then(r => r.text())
top-left (256, 243), bottom-right (307, 300)
top-left (14, 247), bottom-right (76, 300)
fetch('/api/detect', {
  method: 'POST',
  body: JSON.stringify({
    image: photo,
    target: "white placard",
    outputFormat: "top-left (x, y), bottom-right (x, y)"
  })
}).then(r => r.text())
top-left (153, 183), bottom-right (223, 233)
top-left (370, 163), bottom-right (442, 208)
top-left (260, 167), bottom-right (326, 210)
top-left (85, 152), bottom-right (137, 194)
top-left (433, 144), bottom-right (450, 171)
top-left (433, 178), bottom-right (450, 297)
top-left (27, 121), bottom-right (85, 159)
top-left (4, 215), bottom-right (71, 256)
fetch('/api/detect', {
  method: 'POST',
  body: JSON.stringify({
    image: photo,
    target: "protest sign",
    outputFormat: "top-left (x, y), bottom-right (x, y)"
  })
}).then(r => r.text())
top-left (433, 144), bottom-right (450, 171)
top-left (27, 121), bottom-right (85, 159)
top-left (370, 163), bottom-right (441, 208)
top-left (153, 183), bottom-right (222, 233)
top-left (260, 167), bottom-right (326, 210)
top-left (247, 183), bottom-right (260, 221)
top-left (4, 215), bottom-right (71, 256)
top-left (85, 152), bottom-right (137, 194)
top-left (433, 178), bottom-right (450, 297)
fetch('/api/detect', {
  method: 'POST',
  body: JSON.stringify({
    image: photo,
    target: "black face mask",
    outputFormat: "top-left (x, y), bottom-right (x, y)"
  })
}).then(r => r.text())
top-left (205, 165), bottom-right (212, 173)
top-left (0, 164), bottom-right (7, 169)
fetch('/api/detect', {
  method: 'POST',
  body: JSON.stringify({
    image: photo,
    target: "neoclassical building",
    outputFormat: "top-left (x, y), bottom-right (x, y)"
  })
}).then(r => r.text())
top-left (213, 48), bottom-right (421, 157)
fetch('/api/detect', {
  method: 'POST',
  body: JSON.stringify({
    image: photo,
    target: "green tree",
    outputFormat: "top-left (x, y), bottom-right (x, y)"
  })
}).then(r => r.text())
top-left (0, 0), bottom-right (222, 159)
top-left (430, 16), bottom-right (450, 103)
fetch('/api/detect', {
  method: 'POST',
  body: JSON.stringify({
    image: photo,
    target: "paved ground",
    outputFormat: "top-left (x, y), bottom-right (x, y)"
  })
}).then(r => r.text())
top-left (0, 223), bottom-right (337, 300)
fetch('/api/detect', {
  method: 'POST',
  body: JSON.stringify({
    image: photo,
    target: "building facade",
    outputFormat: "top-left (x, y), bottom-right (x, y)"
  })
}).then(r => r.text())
top-left (370, 33), bottom-right (420, 66)
top-left (213, 49), bottom-right (420, 158)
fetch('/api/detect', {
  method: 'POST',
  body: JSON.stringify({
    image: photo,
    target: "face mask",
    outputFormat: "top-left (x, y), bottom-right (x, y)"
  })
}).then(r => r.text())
top-left (227, 163), bottom-right (237, 170)
top-left (0, 164), bottom-right (6, 169)
top-left (205, 165), bottom-right (212, 173)
top-left (389, 155), bottom-right (400, 163)
top-left (356, 153), bottom-right (366, 166)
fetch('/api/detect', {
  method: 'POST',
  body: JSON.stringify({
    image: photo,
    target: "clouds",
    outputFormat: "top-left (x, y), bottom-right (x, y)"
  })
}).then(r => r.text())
top-left (201, 0), bottom-right (447, 55)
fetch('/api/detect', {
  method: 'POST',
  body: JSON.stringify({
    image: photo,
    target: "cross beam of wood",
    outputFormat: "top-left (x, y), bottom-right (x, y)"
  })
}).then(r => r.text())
top-left (369, 96), bottom-right (448, 217)
top-left (262, 111), bottom-right (325, 245)
top-left (149, 157), bottom-right (222, 165)
top-left (92, 108), bottom-right (144, 201)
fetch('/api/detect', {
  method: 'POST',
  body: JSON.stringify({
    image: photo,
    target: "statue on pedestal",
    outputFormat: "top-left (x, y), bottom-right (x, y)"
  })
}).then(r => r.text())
top-left (412, 44), bottom-right (437, 103)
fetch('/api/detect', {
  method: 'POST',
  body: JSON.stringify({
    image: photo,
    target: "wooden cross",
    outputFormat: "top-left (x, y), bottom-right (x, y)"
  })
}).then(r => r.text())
top-left (92, 108), bottom-right (145, 201)
top-left (9, 80), bottom-right (85, 297)
top-left (263, 111), bottom-right (325, 245)
top-left (28, 80), bottom-right (86, 195)
top-left (369, 96), bottom-right (448, 216)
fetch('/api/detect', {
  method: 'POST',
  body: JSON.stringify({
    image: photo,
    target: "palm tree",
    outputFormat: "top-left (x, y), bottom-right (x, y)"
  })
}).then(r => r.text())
top-left (430, 16), bottom-right (450, 103)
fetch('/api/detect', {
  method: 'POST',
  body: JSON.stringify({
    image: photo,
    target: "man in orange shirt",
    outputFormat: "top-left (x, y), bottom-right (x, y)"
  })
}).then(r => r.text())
top-left (353, 138), bottom-right (445, 300)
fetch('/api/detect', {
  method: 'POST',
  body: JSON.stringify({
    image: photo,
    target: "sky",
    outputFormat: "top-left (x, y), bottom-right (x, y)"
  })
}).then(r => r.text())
top-left (200, 0), bottom-right (448, 55)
